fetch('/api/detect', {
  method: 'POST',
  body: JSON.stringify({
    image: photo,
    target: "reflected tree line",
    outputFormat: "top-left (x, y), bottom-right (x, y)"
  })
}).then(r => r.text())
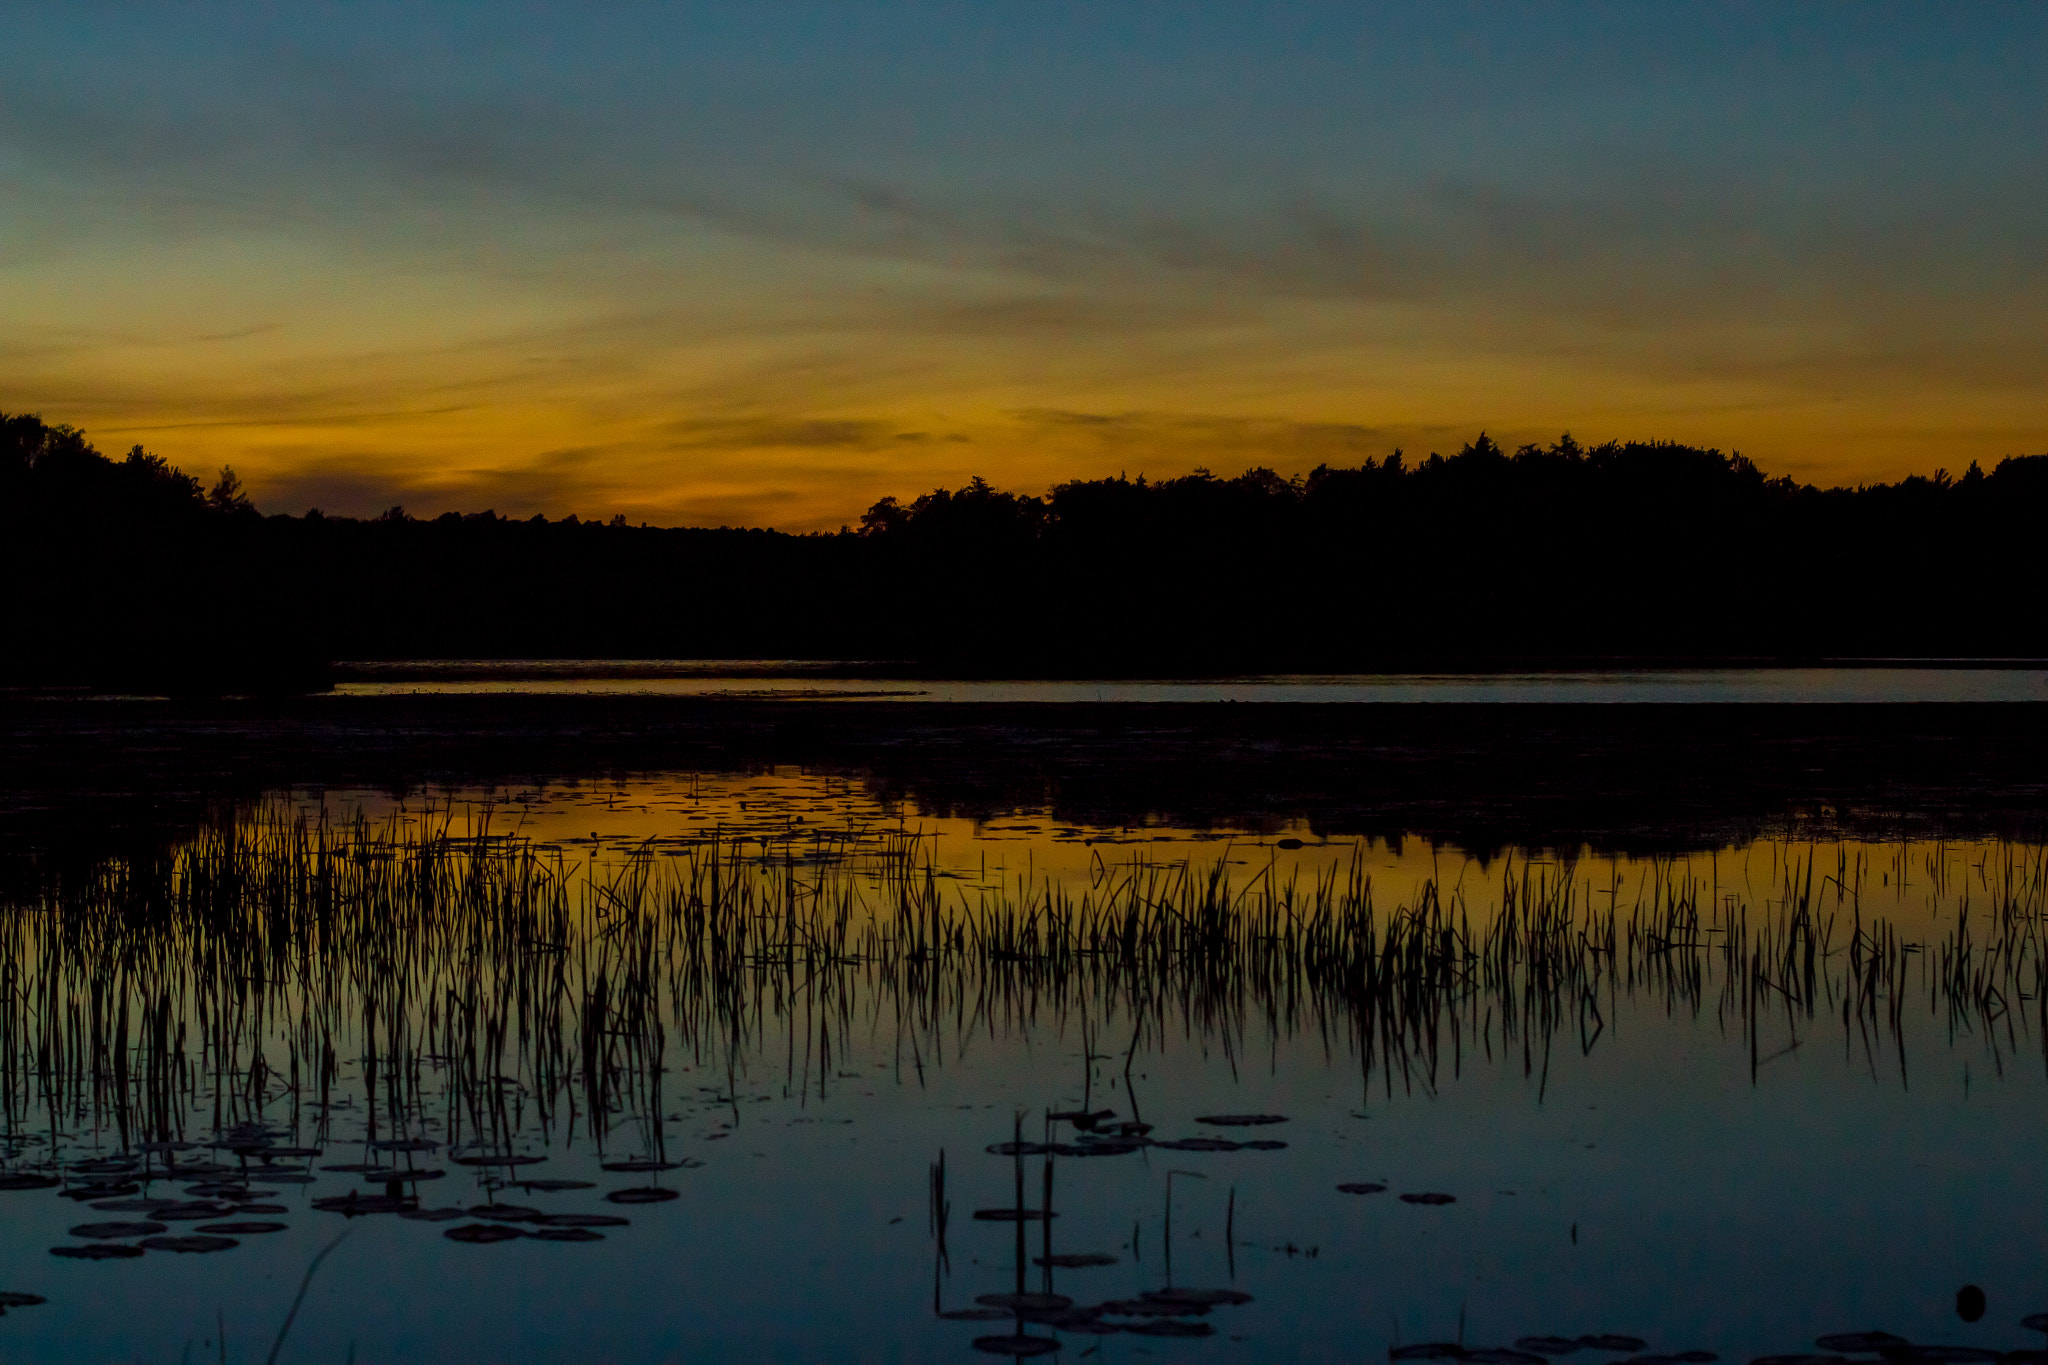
top-left (8, 411), bottom-right (2048, 689)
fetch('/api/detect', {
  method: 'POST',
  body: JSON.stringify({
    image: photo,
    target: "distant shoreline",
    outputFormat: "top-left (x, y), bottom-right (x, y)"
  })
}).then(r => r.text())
top-left (7, 695), bottom-right (2047, 860)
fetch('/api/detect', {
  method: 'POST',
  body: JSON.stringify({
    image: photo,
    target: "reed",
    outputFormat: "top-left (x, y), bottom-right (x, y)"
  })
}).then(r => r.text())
top-left (0, 802), bottom-right (2041, 1159)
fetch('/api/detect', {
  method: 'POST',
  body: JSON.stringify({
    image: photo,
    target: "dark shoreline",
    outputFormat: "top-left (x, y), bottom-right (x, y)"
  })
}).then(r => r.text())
top-left (9, 695), bottom-right (2048, 858)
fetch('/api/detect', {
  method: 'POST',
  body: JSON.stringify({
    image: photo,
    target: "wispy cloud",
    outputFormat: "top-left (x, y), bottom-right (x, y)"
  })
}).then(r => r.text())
top-left (3, 5), bottom-right (2044, 526)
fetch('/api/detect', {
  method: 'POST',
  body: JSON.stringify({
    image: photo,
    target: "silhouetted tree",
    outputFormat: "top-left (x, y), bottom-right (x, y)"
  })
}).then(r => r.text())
top-left (5, 407), bottom-right (2045, 687)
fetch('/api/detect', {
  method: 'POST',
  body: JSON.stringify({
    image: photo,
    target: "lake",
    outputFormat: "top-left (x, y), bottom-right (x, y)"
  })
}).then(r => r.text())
top-left (328, 661), bottom-right (2048, 705)
top-left (0, 689), bottom-right (2044, 1362)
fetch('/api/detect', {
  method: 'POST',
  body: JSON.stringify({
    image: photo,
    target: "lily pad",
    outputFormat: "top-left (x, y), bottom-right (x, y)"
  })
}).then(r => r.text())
top-left (1815, 1337), bottom-right (1909, 1354)
top-left (2024, 1316), bottom-right (2048, 1334)
top-left (60, 1184), bottom-right (139, 1201)
top-left (1390, 1344), bottom-right (1470, 1359)
top-left (600, 1160), bottom-right (694, 1173)
top-left (198, 1222), bottom-right (288, 1235)
top-left (1241, 1139), bottom-right (1289, 1150)
top-left (369, 1139), bottom-right (439, 1152)
top-left (938, 1308), bottom-right (1011, 1321)
top-left (1101, 1299), bottom-right (1209, 1318)
top-left (527, 1227), bottom-right (604, 1242)
top-left (397, 1208), bottom-right (469, 1222)
top-left (312, 1194), bottom-right (411, 1216)
top-left (0, 1293), bottom-right (47, 1308)
top-left (1580, 1338), bottom-right (1649, 1353)
top-left (1055, 1141), bottom-right (1145, 1157)
top-left (1143, 1288), bottom-right (1252, 1307)
top-left (519, 1180), bottom-right (597, 1192)
top-left (1126, 1319), bottom-right (1214, 1338)
top-left (1034, 1253), bottom-right (1117, 1268)
top-left (153, 1202), bottom-right (235, 1222)
top-left (140, 1235), bottom-right (238, 1254)
top-left (1046, 1110), bottom-right (1116, 1125)
top-left (1150, 1138), bottom-right (1240, 1152)
top-left (468, 1205), bottom-right (545, 1222)
top-left (1195, 1114), bottom-right (1288, 1126)
top-left (0, 1174), bottom-right (60, 1191)
top-left (1050, 1315), bottom-right (1123, 1335)
top-left (445, 1223), bottom-right (523, 1244)
top-left (50, 1244), bottom-right (143, 1260)
top-left (1400, 1192), bottom-right (1456, 1205)
top-left (69, 1222), bottom-right (166, 1239)
top-left (606, 1188), bottom-right (680, 1205)
top-left (365, 1169), bottom-right (444, 1182)
top-left (969, 1334), bottom-right (1061, 1357)
top-left (986, 1142), bottom-right (1056, 1157)
top-left (976, 1293), bottom-right (1073, 1312)
top-left (1519, 1340), bottom-right (1586, 1355)
top-left (1339, 1183), bottom-right (1389, 1196)
top-left (972, 1208), bottom-right (1053, 1221)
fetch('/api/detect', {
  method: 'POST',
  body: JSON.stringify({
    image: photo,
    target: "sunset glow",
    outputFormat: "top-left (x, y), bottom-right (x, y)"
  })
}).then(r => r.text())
top-left (4, 4), bottom-right (2043, 529)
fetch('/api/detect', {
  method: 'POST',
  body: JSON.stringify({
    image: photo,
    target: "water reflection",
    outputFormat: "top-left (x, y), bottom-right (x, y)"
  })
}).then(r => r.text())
top-left (298, 769), bottom-right (2048, 941)
top-left (1, 795), bottom-right (2045, 1359)
top-left (327, 662), bottom-right (2048, 704)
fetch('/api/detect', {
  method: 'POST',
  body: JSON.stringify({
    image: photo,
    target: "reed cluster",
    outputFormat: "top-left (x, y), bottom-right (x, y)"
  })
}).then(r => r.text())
top-left (0, 805), bottom-right (2041, 1158)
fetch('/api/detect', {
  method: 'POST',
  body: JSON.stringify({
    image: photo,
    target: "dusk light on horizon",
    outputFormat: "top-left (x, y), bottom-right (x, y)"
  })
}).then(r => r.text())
top-left (4, 3), bottom-right (2044, 528)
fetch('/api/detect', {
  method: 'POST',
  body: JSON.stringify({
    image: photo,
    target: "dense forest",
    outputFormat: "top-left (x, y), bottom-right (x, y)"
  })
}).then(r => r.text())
top-left (4, 410), bottom-right (2044, 691)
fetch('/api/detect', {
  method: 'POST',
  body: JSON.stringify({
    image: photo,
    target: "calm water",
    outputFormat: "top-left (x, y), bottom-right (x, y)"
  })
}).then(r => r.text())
top-left (330, 662), bottom-right (2048, 704)
top-left (1, 772), bottom-right (2044, 1362)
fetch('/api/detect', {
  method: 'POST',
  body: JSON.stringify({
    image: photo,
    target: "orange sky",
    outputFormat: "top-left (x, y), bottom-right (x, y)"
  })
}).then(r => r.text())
top-left (3, 7), bottom-right (2043, 530)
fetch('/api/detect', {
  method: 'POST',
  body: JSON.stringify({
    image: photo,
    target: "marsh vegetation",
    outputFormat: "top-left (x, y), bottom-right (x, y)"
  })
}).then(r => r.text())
top-left (4, 803), bottom-right (2042, 1160)
top-left (2, 797), bottom-right (2046, 1357)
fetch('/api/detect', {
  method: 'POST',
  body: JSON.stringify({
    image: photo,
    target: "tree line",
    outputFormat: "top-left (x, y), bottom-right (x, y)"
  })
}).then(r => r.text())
top-left (5, 411), bottom-right (2043, 691)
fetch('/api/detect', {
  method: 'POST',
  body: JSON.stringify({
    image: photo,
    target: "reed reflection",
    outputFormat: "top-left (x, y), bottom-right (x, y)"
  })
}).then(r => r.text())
top-left (3, 801), bottom-right (2046, 1355)
top-left (3, 803), bottom-right (2041, 1173)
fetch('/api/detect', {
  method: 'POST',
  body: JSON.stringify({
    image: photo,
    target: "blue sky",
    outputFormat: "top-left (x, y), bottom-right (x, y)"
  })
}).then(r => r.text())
top-left (3, 3), bottom-right (2043, 526)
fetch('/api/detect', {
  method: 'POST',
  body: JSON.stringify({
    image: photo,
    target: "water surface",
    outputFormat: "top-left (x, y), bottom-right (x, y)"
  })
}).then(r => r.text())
top-left (330, 662), bottom-right (2048, 704)
top-left (1, 777), bottom-right (2043, 1362)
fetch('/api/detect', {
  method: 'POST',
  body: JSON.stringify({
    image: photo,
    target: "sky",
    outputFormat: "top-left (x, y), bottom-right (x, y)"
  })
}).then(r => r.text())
top-left (3, 3), bottom-right (2044, 530)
